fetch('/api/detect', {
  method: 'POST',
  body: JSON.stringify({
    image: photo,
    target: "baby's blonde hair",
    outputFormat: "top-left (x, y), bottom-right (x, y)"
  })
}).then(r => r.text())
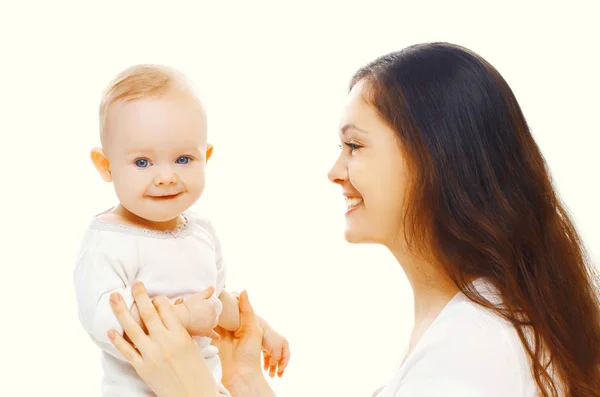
top-left (99, 64), bottom-right (199, 145)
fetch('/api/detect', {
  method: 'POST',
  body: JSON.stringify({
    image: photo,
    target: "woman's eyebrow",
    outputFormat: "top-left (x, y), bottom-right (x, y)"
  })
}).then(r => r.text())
top-left (341, 123), bottom-right (370, 135)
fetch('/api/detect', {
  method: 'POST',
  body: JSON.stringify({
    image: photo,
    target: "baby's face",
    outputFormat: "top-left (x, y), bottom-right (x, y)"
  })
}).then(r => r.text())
top-left (103, 93), bottom-right (209, 223)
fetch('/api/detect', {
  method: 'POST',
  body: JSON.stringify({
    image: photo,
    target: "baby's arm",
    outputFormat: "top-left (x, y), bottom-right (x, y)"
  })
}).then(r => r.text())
top-left (172, 286), bottom-right (220, 339)
top-left (126, 287), bottom-right (218, 337)
top-left (74, 241), bottom-right (139, 360)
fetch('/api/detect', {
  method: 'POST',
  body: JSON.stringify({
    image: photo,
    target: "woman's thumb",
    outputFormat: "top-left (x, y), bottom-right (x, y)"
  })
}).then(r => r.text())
top-left (238, 290), bottom-right (255, 325)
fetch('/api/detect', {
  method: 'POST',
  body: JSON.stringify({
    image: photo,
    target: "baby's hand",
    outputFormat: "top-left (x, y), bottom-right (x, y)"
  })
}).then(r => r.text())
top-left (261, 326), bottom-right (290, 377)
top-left (175, 286), bottom-right (220, 339)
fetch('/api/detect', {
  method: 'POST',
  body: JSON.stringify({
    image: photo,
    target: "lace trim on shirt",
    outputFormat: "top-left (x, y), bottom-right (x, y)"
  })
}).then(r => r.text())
top-left (90, 210), bottom-right (195, 239)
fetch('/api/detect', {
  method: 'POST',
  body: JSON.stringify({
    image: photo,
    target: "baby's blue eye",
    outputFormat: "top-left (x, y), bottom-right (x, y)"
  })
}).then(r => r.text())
top-left (176, 156), bottom-right (191, 164)
top-left (135, 159), bottom-right (150, 168)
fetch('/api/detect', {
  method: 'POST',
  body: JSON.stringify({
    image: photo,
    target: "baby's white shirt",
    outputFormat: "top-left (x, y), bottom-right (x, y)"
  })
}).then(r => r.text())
top-left (74, 210), bottom-right (229, 396)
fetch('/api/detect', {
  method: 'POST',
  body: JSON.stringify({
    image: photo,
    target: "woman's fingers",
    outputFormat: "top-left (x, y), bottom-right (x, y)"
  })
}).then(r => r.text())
top-left (109, 292), bottom-right (151, 353)
top-left (107, 328), bottom-right (144, 368)
top-left (132, 281), bottom-right (165, 335)
top-left (263, 354), bottom-right (270, 370)
top-left (235, 290), bottom-right (260, 338)
top-left (153, 295), bottom-right (184, 332)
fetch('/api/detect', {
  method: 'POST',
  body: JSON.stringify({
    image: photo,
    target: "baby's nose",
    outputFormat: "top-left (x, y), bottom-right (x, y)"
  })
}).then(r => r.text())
top-left (154, 169), bottom-right (178, 185)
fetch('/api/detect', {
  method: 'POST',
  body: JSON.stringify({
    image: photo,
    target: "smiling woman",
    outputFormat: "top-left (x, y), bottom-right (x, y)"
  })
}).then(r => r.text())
top-left (329, 80), bottom-right (410, 246)
top-left (330, 42), bottom-right (600, 396)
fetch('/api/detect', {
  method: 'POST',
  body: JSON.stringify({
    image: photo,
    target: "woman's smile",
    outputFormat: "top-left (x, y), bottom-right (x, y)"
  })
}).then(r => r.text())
top-left (345, 196), bottom-right (364, 215)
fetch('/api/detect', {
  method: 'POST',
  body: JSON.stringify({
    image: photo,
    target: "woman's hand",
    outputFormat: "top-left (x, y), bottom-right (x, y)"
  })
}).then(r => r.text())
top-left (211, 291), bottom-right (270, 391)
top-left (107, 281), bottom-right (221, 397)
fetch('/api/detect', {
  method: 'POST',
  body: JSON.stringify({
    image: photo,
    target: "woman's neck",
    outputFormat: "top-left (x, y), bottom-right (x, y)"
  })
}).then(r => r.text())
top-left (389, 246), bottom-right (460, 328)
top-left (388, 245), bottom-right (462, 361)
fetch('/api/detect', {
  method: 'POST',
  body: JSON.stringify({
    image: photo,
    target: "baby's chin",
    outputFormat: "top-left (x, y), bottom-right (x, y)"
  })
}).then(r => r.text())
top-left (139, 213), bottom-right (188, 231)
top-left (127, 203), bottom-right (190, 227)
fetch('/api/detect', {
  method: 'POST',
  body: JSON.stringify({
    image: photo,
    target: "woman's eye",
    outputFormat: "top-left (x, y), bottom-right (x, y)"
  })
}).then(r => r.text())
top-left (135, 159), bottom-right (150, 168)
top-left (344, 142), bottom-right (361, 152)
top-left (176, 156), bottom-right (191, 164)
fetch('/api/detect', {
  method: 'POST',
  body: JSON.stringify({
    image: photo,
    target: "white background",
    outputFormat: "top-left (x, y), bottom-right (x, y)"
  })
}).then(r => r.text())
top-left (1, 1), bottom-right (599, 396)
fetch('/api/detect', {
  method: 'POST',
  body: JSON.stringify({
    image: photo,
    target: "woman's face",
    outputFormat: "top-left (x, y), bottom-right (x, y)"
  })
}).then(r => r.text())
top-left (328, 79), bottom-right (409, 246)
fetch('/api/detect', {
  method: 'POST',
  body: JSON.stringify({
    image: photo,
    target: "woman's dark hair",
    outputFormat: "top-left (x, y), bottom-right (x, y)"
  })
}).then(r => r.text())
top-left (351, 42), bottom-right (600, 396)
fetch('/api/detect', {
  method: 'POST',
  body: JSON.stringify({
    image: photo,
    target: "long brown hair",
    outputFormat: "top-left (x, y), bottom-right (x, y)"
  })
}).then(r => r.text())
top-left (351, 42), bottom-right (600, 396)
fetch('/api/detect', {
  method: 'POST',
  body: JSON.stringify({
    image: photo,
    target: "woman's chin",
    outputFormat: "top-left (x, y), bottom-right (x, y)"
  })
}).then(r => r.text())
top-left (344, 223), bottom-right (386, 245)
top-left (344, 228), bottom-right (371, 244)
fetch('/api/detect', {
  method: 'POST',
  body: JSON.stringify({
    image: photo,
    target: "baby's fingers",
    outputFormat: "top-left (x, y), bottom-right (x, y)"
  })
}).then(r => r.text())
top-left (278, 341), bottom-right (291, 376)
top-left (210, 330), bottom-right (221, 340)
top-left (268, 350), bottom-right (281, 378)
top-left (198, 285), bottom-right (215, 300)
top-left (263, 354), bottom-right (271, 371)
top-left (269, 349), bottom-right (282, 368)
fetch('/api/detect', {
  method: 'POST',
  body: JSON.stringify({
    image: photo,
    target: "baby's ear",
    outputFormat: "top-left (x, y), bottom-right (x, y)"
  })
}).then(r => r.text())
top-left (206, 143), bottom-right (213, 162)
top-left (90, 147), bottom-right (112, 182)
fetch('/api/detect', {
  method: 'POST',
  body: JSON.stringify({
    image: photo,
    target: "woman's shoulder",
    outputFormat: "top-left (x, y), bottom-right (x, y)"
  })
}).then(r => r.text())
top-left (399, 283), bottom-right (537, 396)
top-left (435, 292), bottom-right (523, 352)
top-left (432, 283), bottom-right (530, 366)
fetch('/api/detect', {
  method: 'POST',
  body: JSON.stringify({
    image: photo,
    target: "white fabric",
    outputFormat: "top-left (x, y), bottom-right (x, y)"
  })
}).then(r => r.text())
top-left (74, 209), bottom-right (229, 396)
top-left (376, 278), bottom-right (539, 397)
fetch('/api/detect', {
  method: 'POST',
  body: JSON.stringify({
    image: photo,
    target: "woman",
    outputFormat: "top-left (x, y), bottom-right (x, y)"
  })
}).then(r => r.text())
top-left (106, 42), bottom-right (600, 396)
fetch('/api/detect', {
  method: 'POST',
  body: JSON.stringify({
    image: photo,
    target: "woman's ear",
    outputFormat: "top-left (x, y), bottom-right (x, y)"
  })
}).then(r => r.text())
top-left (206, 143), bottom-right (214, 162)
top-left (90, 147), bottom-right (112, 182)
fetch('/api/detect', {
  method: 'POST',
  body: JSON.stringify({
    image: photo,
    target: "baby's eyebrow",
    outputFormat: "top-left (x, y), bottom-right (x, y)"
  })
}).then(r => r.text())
top-left (127, 149), bottom-right (153, 156)
top-left (125, 146), bottom-right (203, 157)
top-left (180, 147), bottom-right (203, 155)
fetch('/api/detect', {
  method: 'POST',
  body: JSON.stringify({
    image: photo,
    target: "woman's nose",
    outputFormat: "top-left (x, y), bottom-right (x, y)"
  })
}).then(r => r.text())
top-left (327, 156), bottom-right (347, 185)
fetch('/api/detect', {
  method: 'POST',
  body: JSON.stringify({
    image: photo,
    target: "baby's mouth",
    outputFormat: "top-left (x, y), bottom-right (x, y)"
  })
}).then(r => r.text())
top-left (149, 193), bottom-right (182, 200)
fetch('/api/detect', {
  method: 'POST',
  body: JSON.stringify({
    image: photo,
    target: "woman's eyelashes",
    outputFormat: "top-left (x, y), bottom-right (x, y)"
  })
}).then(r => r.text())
top-left (339, 141), bottom-right (362, 153)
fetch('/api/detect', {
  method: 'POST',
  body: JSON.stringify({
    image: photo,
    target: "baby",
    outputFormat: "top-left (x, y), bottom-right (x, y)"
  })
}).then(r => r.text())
top-left (74, 65), bottom-right (289, 397)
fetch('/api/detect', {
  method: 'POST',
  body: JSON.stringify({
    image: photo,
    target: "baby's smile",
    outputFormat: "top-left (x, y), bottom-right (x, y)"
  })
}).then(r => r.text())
top-left (148, 192), bottom-right (183, 201)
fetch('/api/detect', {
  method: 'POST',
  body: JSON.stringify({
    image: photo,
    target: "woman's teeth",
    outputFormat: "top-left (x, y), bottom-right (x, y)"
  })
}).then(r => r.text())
top-left (346, 197), bottom-right (363, 209)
